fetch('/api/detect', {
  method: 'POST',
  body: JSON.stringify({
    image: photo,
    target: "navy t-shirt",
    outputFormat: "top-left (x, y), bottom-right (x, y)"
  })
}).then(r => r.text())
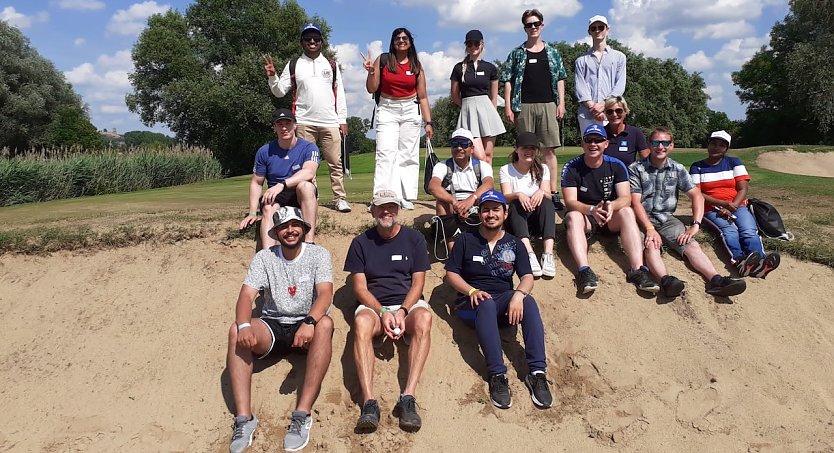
top-left (444, 231), bottom-right (532, 297)
top-left (344, 226), bottom-right (430, 306)
top-left (253, 138), bottom-right (320, 188)
top-left (450, 60), bottom-right (499, 98)
top-left (604, 125), bottom-right (648, 166)
top-left (561, 155), bottom-right (629, 205)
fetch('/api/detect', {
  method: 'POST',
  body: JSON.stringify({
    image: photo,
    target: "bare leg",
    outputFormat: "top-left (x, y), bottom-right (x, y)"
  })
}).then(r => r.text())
top-left (607, 207), bottom-right (644, 270)
top-left (644, 246), bottom-right (668, 279)
top-left (541, 147), bottom-right (559, 190)
top-left (353, 310), bottom-right (383, 402)
top-left (297, 181), bottom-right (318, 242)
top-left (565, 211), bottom-right (591, 268)
top-left (228, 321), bottom-right (273, 417)
top-left (481, 136), bottom-right (496, 165)
top-left (296, 315), bottom-right (334, 413)
top-left (260, 203), bottom-right (278, 248)
top-left (402, 308), bottom-right (432, 396)
top-left (472, 137), bottom-right (486, 161)
top-left (683, 241), bottom-right (720, 281)
top-left (521, 237), bottom-right (534, 253)
top-left (543, 237), bottom-right (554, 255)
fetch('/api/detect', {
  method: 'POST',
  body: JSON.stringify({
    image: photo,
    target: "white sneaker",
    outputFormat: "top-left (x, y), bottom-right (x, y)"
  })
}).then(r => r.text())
top-left (541, 253), bottom-right (556, 277)
top-left (400, 199), bottom-right (415, 210)
top-left (528, 252), bottom-right (543, 277)
top-left (335, 198), bottom-right (352, 212)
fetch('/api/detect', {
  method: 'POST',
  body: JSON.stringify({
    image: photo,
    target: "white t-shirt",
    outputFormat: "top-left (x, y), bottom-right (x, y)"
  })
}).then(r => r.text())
top-left (499, 162), bottom-right (550, 197)
top-left (268, 54), bottom-right (348, 127)
top-left (431, 158), bottom-right (494, 201)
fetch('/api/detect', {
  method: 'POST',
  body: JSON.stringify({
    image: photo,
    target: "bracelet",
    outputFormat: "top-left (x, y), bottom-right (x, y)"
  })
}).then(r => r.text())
top-left (399, 306), bottom-right (409, 315)
top-left (588, 205), bottom-right (595, 216)
top-left (237, 322), bottom-right (252, 332)
top-left (379, 307), bottom-right (389, 317)
top-left (247, 211), bottom-right (258, 216)
top-left (424, 121), bottom-right (433, 126)
top-left (467, 287), bottom-right (478, 295)
top-left (646, 225), bottom-right (655, 230)
top-left (514, 289), bottom-right (529, 297)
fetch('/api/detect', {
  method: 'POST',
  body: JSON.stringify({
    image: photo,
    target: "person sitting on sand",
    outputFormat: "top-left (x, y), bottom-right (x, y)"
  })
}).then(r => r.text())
top-left (226, 207), bottom-right (334, 453)
top-left (344, 189), bottom-right (433, 432)
top-left (628, 127), bottom-right (747, 298)
top-left (239, 109), bottom-right (319, 247)
top-left (444, 189), bottom-right (553, 410)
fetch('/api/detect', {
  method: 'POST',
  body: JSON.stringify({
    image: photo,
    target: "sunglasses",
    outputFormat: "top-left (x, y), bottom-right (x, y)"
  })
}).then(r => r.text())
top-left (302, 36), bottom-right (322, 43)
top-left (450, 140), bottom-right (473, 148)
top-left (465, 40), bottom-right (480, 47)
top-left (523, 21), bottom-right (543, 29)
top-left (651, 140), bottom-right (672, 147)
top-left (394, 36), bottom-right (410, 43)
top-left (583, 136), bottom-right (607, 144)
top-left (605, 108), bottom-right (624, 115)
top-left (589, 25), bottom-right (606, 32)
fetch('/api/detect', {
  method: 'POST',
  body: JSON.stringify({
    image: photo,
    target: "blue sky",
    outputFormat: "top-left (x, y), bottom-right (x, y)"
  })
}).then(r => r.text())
top-left (3, 0), bottom-right (790, 135)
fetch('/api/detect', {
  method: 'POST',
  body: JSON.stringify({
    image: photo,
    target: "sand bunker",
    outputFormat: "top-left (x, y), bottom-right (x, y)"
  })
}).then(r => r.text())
top-left (757, 150), bottom-right (834, 177)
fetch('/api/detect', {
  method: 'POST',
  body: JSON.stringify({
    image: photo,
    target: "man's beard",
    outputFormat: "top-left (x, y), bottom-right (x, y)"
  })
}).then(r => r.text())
top-left (374, 217), bottom-right (396, 230)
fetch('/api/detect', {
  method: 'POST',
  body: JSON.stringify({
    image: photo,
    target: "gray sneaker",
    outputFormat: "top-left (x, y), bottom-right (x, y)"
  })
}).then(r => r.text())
top-left (335, 198), bottom-right (352, 213)
top-left (230, 414), bottom-right (258, 453)
top-left (283, 411), bottom-right (312, 452)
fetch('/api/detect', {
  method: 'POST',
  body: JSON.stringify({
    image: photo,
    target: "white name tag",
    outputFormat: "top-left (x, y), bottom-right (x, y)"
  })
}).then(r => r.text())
top-left (619, 146), bottom-right (628, 152)
top-left (472, 256), bottom-right (484, 262)
top-left (476, 71), bottom-right (485, 76)
top-left (291, 164), bottom-right (301, 170)
top-left (528, 59), bottom-right (538, 64)
top-left (580, 186), bottom-right (588, 192)
top-left (406, 70), bottom-right (413, 76)
top-left (391, 255), bottom-right (403, 261)
top-left (298, 275), bottom-right (310, 282)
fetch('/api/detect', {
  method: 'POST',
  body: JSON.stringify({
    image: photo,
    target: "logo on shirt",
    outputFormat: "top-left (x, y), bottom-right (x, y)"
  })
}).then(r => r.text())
top-left (601, 174), bottom-right (615, 199)
top-left (321, 68), bottom-right (332, 78)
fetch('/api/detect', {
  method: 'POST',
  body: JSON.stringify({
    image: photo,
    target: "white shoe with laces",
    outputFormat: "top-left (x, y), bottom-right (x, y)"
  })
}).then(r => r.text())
top-left (528, 252), bottom-right (543, 277)
top-left (541, 253), bottom-right (556, 277)
top-left (335, 198), bottom-right (352, 212)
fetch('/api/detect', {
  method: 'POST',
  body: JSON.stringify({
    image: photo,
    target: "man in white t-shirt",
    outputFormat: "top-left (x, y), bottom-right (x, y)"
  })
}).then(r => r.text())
top-left (427, 128), bottom-right (494, 251)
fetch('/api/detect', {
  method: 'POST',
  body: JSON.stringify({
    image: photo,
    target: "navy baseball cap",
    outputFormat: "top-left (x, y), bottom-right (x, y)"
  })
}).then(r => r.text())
top-left (583, 123), bottom-right (607, 138)
top-left (478, 189), bottom-right (507, 207)
top-left (300, 23), bottom-right (322, 36)
top-left (271, 109), bottom-right (296, 123)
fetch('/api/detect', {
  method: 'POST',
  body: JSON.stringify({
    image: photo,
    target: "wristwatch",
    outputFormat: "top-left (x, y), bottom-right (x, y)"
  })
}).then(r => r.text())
top-left (691, 219), bottom-right (702, 227)
top-left (302, 315), bottom-right (317, 326)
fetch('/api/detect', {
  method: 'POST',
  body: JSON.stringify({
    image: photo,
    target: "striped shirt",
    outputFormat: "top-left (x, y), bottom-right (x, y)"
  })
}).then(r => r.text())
top-left (689, 156), bottom-right (750, 210)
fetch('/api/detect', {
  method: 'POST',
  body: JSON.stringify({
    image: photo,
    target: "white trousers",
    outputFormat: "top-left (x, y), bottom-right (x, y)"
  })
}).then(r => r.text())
top-left (373, 97), bottom-right (421, 201)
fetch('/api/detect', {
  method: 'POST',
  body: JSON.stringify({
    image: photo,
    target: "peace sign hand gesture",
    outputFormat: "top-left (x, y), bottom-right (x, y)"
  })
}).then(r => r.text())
top-left (360, 52), bottom-right (373, 73)
top-left (262, 54), bottom-right (275, 77)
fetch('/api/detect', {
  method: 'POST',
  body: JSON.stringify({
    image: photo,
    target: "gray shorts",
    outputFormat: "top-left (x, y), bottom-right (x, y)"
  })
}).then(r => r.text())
top-left (516, 102), bottom-right (561, 148)
top-left (647, 217), bottom-right (692, 256)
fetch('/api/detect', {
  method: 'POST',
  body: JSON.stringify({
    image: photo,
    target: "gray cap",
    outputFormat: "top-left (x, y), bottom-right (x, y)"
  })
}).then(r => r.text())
top-left (371, 189), bottom-right (401, 206)
top-left (272, 206), bottom-right (311, 233)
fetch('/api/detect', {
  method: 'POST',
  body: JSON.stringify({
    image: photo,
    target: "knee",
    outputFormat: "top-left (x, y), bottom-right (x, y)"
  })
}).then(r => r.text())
top-left (476, 298), bottom-right (497, 315)
top-left (411, 309), bottom-right (433, 334)
top-left (228, 322), bottom-right (239, 344)
top-left (522, 296), bottom-right (540, 313)
top-left (616, 206), bottom-right (636, 222)
top-left (353, 311), bottom-right (377, 339)
top-left (315, 315), bottom-right (334, 337)
top-left (297, 181), bottom-right (316, 196)
top-left (565, 211), bottom-right (584, 232)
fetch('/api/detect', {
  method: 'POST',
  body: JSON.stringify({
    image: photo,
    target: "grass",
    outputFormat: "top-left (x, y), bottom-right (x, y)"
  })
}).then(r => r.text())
top-left (2, 144), bottom-right (834, 268)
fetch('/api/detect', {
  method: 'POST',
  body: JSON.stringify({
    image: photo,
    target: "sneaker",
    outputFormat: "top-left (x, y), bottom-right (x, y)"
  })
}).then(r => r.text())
top-left (488, 374), bottom-right (512, 409)
top-left (627, 267), bottom-right (660, 294)
top-left (400, 199), bottom-right (415, 210)
top-left (736, 251), bottom-right (762, 277)
top-left (230, 414), bottom-right (258, 453)
top-left (283, 411), bottom-right (312, 452)
top-left (706, 275), bottom-right (747, 297)
top-left (528, 252), bottom-right (543, 277)
top-left (751, 252), bottom-right (780, 279)
top-left (660, 275), bottom-right (685, 298)
top-left (552, 192), bottom-right (565, 211)
top-left (576, 268), bottom-right (599, 294)
top-left (394, 394), bottom-right (422, 431)
top-left (524, 372), bottom-right (553, 408)
top-left (356, 399), bottom-right (380, 431)
top-left (335, 198), bottom-right (352, 213)
top-left (541, 253), bottom-right (556, 277)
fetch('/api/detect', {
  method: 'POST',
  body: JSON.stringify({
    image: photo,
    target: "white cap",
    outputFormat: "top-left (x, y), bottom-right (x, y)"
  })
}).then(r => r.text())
top-left (451, 128), bottom-right (475, 142)
top-left (709, 130), bottom-right (732, 146)
top-left (588, 15), bottom-right (609, 26)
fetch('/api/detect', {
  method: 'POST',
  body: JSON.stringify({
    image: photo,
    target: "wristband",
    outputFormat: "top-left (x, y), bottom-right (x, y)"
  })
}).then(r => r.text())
top-left (247, 212), bottom-right (258, 216)
top-left (692, 219), bottom-right (702, 226)
top-left (237, 322), bottom-right (251, 332)
top-left (467, 287), bottom-right (478, 295)
top-left (645, 225), bottom-right (655, 230)
top-left (399, 306), bottom-right (409, 316)
top-left (424, 121), bottom-right (433, 126)
top-left (379, 307), bottom-right (389, 317)
top-left (588, 205), bottom-right (595, 216)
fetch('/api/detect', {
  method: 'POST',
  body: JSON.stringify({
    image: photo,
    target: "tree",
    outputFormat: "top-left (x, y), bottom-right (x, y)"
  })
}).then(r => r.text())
top-left (425, 96), bottom-right (460, 148)
top-left (126, 0), bottom-right (332, 174)
top-left (123, 131), bottom-right (176, 148)
top-left (45, 107), bottom-right (104, 149)
top-left (344, 116), bottom-right (373, 154)
top-left (705, 110), bottom-right (740, 145)
top-left (0, 22), bottom-right (86, 152)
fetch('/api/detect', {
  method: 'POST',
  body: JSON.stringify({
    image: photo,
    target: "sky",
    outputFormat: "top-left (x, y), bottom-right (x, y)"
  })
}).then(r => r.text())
top-left (3, 0), bottom-right (790, 136)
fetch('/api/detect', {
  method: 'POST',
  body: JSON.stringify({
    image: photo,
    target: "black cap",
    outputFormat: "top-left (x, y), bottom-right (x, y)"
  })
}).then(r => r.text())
top-left (516, 131), bottom-right (539, 148)
top-left (271, 109), bottom-right (296, 123)
top-left (465, 30), bottom-right (483, 42)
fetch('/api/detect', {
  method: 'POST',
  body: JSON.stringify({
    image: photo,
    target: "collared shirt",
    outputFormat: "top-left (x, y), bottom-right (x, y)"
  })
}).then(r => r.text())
top-left (604, 124), bottom-right (648, 166)
top-left (268, 53), bottom-right (348, 126)
top-left (629, 157), bottom-right (695, 223)
top-left (444, 230), bottom-right (532, 297)
top-left (499, 42), bottom-right (567, 113)
top-left (431, 157), bottom-right (494, 201)
top-left (574, 46), bottom-right (626, 104)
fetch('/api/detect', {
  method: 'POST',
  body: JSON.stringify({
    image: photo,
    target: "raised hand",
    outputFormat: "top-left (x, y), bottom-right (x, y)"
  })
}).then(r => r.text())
top-left (262, 54), bottom-right (275, 77)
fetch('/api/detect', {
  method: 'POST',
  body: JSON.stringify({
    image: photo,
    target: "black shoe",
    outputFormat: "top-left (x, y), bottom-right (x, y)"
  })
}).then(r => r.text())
top-left (706, 275), bottom-right (747, 297)
top-left (356, 399), bottom-right (380, 431)
top-left (394, 394), bottom-right (421, 431)
top-left (524, 372), bottom-right (553, 408)
top-left (627, 267), bottom-right (660, 294)
top-left (751, 252), bottom-right (780, 279)
top-left (488, 374), bottom-right (512, 409)
top-left (660, 275), bottom-right (685, 298)
top-left (576, 268), bottom-right (599, 294)
top-left (552, 192), bottom-right (565, 211)
top-left (736, 251), bottom-right (762, 277)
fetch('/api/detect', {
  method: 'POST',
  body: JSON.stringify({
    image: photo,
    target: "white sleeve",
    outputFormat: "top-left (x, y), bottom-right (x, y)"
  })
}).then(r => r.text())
top-left (431, 161), bottom-right (448, 180)
top-left (480, 162), bottom-right (494, 180)
top-left (269, 63), bottom-right (292, 98)
top-left (542, 165), bottom-right (551, 182)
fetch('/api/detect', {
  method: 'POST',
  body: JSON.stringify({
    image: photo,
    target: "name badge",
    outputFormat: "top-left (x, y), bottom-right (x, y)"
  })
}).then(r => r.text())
top-left (391, 255), bottom-right (403, 261)
top-left (298, 275), bottom-right (310, 283)
top-left (620, 140), bottom-right (628, 147)
top-left (528, 59), bottom-right (538, 64)
top-left (472, 256), bottom-right (484, 263)
top-left (476, 71), bottom-right (485, 76)
top-left (580, 186), bottom-right (588, 192)
top-left (619, 146), bottom-right (628, 152)
top-left (406, 70), bottom-right (413, 76)
top-left (291, 164), bottom-right (301, 170)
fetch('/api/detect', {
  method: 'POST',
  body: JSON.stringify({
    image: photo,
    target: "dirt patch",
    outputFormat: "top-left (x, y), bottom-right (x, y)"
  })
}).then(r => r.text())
top-left (757, 150), bottom-right (834, 178)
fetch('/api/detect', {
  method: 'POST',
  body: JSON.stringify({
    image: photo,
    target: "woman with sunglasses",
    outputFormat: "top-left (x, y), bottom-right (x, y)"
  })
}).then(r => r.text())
top-left (362, 28), bottom-right (433, 209)
top-left (450, 30), bottom-right (505, 164)
top-left (602, 96), bottom-right (648, 166)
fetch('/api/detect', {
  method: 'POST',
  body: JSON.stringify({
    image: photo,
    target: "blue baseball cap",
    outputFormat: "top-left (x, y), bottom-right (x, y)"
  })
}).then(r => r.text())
top-left (478, 189), bottom-right (507, 207)
top-left (583, 123), bottom-right (607, 138)
top-left (300, 23), bottom-right (322, 36)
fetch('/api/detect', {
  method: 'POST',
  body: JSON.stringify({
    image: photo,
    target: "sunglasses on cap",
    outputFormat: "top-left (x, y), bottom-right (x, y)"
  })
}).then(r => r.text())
top-left (583, 136), bottom-right (607, 144)
top-left (523, 21), bottom-right (543, 29)
top-left (605, 108), bottom-right (624, 115)
top-left (302, 36), bottom-right (322, 43)
top-left (651, 140), bottom-right (672, 147)
top-left (450, 140), bottom-right (473, 148)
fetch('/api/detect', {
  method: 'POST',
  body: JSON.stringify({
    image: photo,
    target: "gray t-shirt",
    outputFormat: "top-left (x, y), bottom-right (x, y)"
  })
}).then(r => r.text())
top-left (243, 243), bottom-right (333, 323)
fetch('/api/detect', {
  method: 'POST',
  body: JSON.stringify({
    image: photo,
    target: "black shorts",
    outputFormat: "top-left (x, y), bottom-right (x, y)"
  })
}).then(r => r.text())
top-left (259, 186), bottom-right (319, 211)
top-left (432, 213), bottom-right (480, 240)
top-left (256, 318), bottom-right (306, 359)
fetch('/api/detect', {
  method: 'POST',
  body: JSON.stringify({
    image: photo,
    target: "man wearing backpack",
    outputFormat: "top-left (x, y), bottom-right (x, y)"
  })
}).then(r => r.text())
top-left (427, 128), bottom-right (494, 252)
top-left (264, 22), bottom-right (352, 213)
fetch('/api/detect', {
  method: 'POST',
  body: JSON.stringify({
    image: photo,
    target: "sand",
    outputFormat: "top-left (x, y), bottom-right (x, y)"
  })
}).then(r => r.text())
top-left (1, 205), bottom-right (833, 452)
top-left (758, 150), bottom-right (834, 178)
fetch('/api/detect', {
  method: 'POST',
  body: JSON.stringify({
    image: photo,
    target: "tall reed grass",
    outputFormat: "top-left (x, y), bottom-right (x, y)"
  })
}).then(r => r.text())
top-left (0, 145), bottom-right (222, 206)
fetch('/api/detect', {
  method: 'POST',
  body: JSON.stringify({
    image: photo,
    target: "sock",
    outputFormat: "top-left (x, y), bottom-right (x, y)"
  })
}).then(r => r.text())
top-left (578, 265), bottom-right (589, 272)
top-left (710, 274), bottom-right (722, 283)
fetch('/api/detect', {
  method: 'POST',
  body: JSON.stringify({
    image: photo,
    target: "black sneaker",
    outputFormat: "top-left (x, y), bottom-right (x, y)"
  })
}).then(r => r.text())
top-left (552, 192), bottom-right (565, 211)
top-left (627, 267), bottom-right (661, 294)
top-left (736, 251), bottom-right (762, 277)
top-left (660, 275), bottom-right (685, 298)
top-left (524, 372), bottom-right (553, 408)
top-left (576, 268), bottom-right (599, 294)
top-left (394, 394), bottom-right (421, 431)
top-left (356, 399), bottom-right (380, 431)
top-left (751, 252), bottom-right (780, 279)
top-left (706, 275), bottom-right (747, 297)
top-left (488, 374), bottom-right (512, 409)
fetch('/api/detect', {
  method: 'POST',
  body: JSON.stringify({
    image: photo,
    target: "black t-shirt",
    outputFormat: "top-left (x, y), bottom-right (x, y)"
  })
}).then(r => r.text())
top-left (444, 230), bottom-right (532, 297)
top-left (344, 226), bottom-right (430, 306)
top-left (520, 49), bottom-right (554, 104)
top-left (561, 155), bottom-right (629, 205)
top-left (450, 60), bottom-right (499, 98)
top-left (604, 125), bottom-right (649, 166)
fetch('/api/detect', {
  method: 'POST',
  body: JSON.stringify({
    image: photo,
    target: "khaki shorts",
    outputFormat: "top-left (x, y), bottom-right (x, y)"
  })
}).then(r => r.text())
top-left (644, 216), bottom-right (692, 256)
top-left (516, 102), bottom-right (561, 148)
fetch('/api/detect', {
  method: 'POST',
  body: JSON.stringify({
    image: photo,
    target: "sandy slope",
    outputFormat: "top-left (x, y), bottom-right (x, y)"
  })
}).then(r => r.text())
top-left (1, 205), bottom-right (833, 453)
top-left (758, 150), bottom-right (834, 178)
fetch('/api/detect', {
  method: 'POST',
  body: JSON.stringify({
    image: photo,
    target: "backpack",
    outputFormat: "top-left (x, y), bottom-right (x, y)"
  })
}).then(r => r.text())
top-left (747, 198), bottom-right (795, 241)
top-left (370, 53), bottom-right (389, 125)
top-left (441, 157), bottom-right (482, 198)
top-left (288, 56), bottom-right (338, 114)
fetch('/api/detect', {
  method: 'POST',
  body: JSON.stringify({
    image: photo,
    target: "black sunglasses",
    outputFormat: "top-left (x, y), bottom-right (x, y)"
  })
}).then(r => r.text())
top-left (589, 25), bottom-right (606, 32)
top-left (465, 40), bottom-right (480, 47)
top-left (651, 140), bottom-right (672, 147)
top-left (523, 21), bottom-right (543, 29)
top-left (605, 108), bottom-right (624, 115)
top-left (450, 140), bottom-right (473, 148)
top-left (302, 36), bottom-right (322, 43)
top-left (583, 136), bottom-right (607, 144)
top-left (394, 35), bottom-right (410, 42)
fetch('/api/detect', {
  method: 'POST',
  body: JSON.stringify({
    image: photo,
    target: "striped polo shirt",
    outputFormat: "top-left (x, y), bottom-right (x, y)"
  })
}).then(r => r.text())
top-left (689, 156), bottom-right (750, 210)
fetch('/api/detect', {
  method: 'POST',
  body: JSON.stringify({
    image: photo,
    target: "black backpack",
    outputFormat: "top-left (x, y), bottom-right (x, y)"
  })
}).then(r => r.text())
top-left (747, 198), bottom-right (795, 241)
top-left (441, 157), bottom-right (482, 197)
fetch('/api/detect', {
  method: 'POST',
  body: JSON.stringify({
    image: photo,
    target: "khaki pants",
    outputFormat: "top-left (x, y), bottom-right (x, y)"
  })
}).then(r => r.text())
top-left (296, 124), bottom-right (346, 201)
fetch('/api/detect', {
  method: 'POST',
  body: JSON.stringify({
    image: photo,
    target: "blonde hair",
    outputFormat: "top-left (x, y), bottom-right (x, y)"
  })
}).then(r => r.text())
top-left (604, 95), bottom-right (629, 115)
top-left (459, 41), bottom-right (484, 85)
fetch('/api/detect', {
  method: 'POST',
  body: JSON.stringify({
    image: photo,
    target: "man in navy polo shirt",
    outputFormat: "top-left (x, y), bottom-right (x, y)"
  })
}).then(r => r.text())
top-left (239, 109), bottom-right (320, 247)
top-left (344, 189), bottom-right (432, 432)
top-left (444, 189), bottom-right (552, 410)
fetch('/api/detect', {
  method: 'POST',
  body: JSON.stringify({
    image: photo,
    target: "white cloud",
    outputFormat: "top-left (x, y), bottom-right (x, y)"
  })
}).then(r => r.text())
top-left (1, 7), bottom-right (48, 29)
top-left (714, 35), bottom-right (768, 66)
top-left (683, 50), bottom-right (713, 71)
top-left (97, 50), bottom-right (134, 70)
top-left (394, 0), bottom-right (583, 33)
top-left (74, 38), bottom-right (86, 47)
top-left (64, 50), bottom-right (135, 122)
top-left (704, 83), bottom-right (724, 106)
top-left (55, 0), bottom-right (105, 11)
top-left (101, 104), bottom-right (130, 114)
top-left (691, 20), bottom-right (755, 40)
top-left (106, 1), bottom-right (170, 36)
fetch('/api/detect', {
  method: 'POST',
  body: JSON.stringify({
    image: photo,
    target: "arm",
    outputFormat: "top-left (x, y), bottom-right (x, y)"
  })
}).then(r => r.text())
top-left (556, 79), bottom-right (565, 119)
top-left (365, 55), bottom-right (380, 94)
top-left (240, 174), bottom-right (266, 230)
top-left (507, 274), bottom-right (534, 325)
top-left (676, 187), bottom-right (704, 245)
top-left (451, 80), bottom-right (462, 107)
top-left (234, 284), bottom-right (260, 349)
top-left (453, 176), bottom-right (494, 218)
top-left (292, 280), bottom-right (334, 348)
top-left (730, 179), bottom-right (749, 211)
top-left (630, 193), bottom-right (662, 249)
top-left (446, 270), bottom-right (492, 309)
top-left (574, 57), bottom-right (592, 105)
top-left (611, 53), bottom-right (626, 97)
top-left (428, 176), bottom-right (456, 206)
top-left (284, 160), bottom-right (318, 187)
top-left (563, 185), bottom-right (607, 225)
top-left (268, 63), bottom-right (292, 98)
top-left (610, 180), bottom-right (632, 212)
top-left (489, 79), bottom-right (499, 107)
top-left (503, 81), bottom-right (514, 123)
top-left (417, 71), bottom-right (433, 140)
